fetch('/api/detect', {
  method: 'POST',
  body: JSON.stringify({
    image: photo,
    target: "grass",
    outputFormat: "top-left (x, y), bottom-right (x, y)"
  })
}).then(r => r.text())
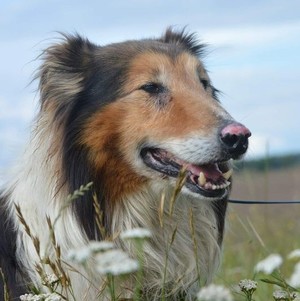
top-left (3, 165), bottom-right (300, 300)
top-left (215, 166), bottom-right (300, 300)
top-left (216, 205), bottom-right (300, 300)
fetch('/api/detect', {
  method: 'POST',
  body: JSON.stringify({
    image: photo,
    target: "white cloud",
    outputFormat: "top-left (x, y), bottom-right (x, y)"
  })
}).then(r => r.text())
top-left (201, 20), bottom-right (300, 48)
top-left (0, 1), bottom-right (299, 171)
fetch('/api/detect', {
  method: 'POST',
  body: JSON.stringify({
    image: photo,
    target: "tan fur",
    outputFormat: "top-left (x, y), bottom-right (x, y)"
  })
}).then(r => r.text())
top-left (2, 31), bottom-right (237, 301)
top-left (124, 52), bottom-right (222, 136)
top-left (82, 51), bottom-right (229, 201)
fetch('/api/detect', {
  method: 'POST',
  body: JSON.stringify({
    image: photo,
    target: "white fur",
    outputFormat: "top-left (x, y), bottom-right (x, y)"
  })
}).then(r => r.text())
top-left (115, 184), bottom-right (221, 300)
top-left (3, 115), bottom-right (222, 301)
top-left (162, 135), bottom-right (221, 164)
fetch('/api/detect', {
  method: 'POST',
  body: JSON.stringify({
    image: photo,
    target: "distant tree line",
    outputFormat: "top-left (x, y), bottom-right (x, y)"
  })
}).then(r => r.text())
top-left (235, 153), bottom-right (300, 172)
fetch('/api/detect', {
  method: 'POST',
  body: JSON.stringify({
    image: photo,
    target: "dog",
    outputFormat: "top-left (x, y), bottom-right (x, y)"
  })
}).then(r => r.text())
top-left (0, 28), bottom-right (250, 301)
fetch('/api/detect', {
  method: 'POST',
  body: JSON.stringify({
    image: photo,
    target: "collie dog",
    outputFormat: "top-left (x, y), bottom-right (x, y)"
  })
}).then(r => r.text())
top-left (0, 29), bottom-right (250, 301)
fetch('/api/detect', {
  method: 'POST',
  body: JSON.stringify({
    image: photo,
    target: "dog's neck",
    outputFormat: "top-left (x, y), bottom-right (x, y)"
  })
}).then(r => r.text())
top-left (5, 123), bottom-right (223, 300)
top-left (111, 184), bottom-right (222, 299)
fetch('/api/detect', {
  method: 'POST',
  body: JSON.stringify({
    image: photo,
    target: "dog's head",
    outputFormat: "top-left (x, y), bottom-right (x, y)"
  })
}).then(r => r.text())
top-left (38, 29), bottom-right (250, 235)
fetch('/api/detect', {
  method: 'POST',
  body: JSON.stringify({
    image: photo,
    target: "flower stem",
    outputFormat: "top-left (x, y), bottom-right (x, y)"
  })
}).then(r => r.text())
top-left (133, 239), bottom-right (144, 301)
top-left (108, 274), bottom-right (116, 301)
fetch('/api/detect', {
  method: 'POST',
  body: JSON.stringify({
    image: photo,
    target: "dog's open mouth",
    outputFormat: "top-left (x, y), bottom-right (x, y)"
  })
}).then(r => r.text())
top-left (140, 147), bottom-right (232, 198)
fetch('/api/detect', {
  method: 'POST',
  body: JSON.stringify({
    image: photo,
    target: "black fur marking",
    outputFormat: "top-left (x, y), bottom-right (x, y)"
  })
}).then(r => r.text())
top-left (211, 86), bottom-right (221, 102)
top-left (161, 28), bottom-right (206, 57)
top-left (200, 79), bottom-right (209, 90)
top-left (60, 38), bottom-right (132, 240)
top-left (38, 35), bottom-right (98, 126)
top-left (212, 198), bottom-right (228, 244)
top-left (40, 29), bottom-right (211, 241)
top-left (0, 195), bottom-right (27, 300)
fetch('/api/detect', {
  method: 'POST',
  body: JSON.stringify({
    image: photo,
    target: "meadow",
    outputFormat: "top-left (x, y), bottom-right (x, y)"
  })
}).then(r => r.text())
top-left (216, 164), bottom-right (300, 300)
top-left (1, 158), bottom-right (300, 301)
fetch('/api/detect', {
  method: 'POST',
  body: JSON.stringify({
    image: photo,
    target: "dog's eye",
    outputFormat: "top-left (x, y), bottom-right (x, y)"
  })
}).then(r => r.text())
top-left (140, 83), bottom-right (165, 94)
top-left (200, 79), bottom-right (209, 90)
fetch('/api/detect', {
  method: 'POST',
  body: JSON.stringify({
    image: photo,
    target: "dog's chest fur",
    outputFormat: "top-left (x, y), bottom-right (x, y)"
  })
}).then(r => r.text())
top-left (5, 131), bottom-right (221, 299)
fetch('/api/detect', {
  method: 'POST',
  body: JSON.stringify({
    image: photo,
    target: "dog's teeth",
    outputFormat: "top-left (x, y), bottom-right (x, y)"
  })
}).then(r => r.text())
top-left (224, 180), bottom-right (231, 188)
top-left (212, 184), bottom-right (217, 190)
top-left (204, 182), bottom-right (211, 190)
top-left (198, 172), bottom-right (206, 186)
top-left (222, 169), bottom-right (233, 180)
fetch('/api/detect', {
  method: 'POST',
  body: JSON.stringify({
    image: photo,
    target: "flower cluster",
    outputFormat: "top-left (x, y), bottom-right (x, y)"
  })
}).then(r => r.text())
top-left (288, 249), bottom-right (300, 288)
top-left (255, 253), bottom-right (283, 274)
top-left (120, 228), bottom-right (152, 240)
top-left (238, 279), bottom-right (257, 300)
top-left (288, 249), bottom-right (300, 260)
top-left (239, 279), bottom-right (257, 293)
top-left (67, 228), bottom-right (152, 276)
top-left (273, 290), bottom-right (298, 301)
top-left (95, 249), bottom-right (139, 276)
top-left (20, 293), bottom-right (62, 301)
top-left (67, 240), bottom-right (114, 264)
top-left (41, 273), bottom-right (59, 287)
top-left (289, 262), bottom-right (300, 288)
top-left (197, 284), bottom-right (233, 301)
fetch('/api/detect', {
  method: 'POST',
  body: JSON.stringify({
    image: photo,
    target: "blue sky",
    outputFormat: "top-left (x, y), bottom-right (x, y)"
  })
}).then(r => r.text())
top-left (0, 0), bottom-right (300, 173)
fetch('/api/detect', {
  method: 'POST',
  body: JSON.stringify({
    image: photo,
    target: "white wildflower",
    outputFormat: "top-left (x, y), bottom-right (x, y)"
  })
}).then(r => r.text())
top-left (96, 249), bottom-right (139, 276)
top-left (238, 279), bottom-right (257, 300)
top-left (120, 228), bottom-right (152, 240)
top-left (44, 293), bottom-right (63, 301)
top-left (20, 294), bottom-right (43, 301)
top-left (42, 273), bottom-right (59, 286)
top-left (67, 246), bottom-right (91, 264)
top-left (67, 240), bottom-right (115, 264)
top-left (197, 284), bottom-right (233, 301)
top-left (288, 249), bottom-right (300, 260)
top-left (239, 279), bottom-right (257, 292)
top-left (289, 262), bottom-right (300, 288)
top-left (272, 290), bottom-right (297, 301)
top-left (273, 290), bottom-right (288, 300)
top-left (255, 253), bottom-right (283, 274)
top-left (88, 240), bottom-right (114, 252)
top-left (20, 293), bottom-right (62, 301)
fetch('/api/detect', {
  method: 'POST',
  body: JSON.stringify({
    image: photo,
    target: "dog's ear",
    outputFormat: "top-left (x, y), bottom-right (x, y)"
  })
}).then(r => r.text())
top-left (38, 34), bottom-right (96, 113)
top-left (161, 28), bottom-right (206, 57)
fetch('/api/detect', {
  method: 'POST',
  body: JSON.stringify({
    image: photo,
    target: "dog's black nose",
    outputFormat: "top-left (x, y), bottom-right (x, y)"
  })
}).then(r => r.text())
top-left (220, 123), bottom-right (251, 158)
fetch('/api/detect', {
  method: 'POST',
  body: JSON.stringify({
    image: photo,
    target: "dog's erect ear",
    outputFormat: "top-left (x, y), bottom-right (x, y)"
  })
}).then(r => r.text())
top-left (38, 34), bottom-right (96, 111)
top-left (161, 28), bottom-right (206, 57)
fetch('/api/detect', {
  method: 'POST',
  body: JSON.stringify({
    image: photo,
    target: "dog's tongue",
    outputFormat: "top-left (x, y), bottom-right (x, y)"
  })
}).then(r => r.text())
top-left (186, 163), bottom-right (222, 181)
